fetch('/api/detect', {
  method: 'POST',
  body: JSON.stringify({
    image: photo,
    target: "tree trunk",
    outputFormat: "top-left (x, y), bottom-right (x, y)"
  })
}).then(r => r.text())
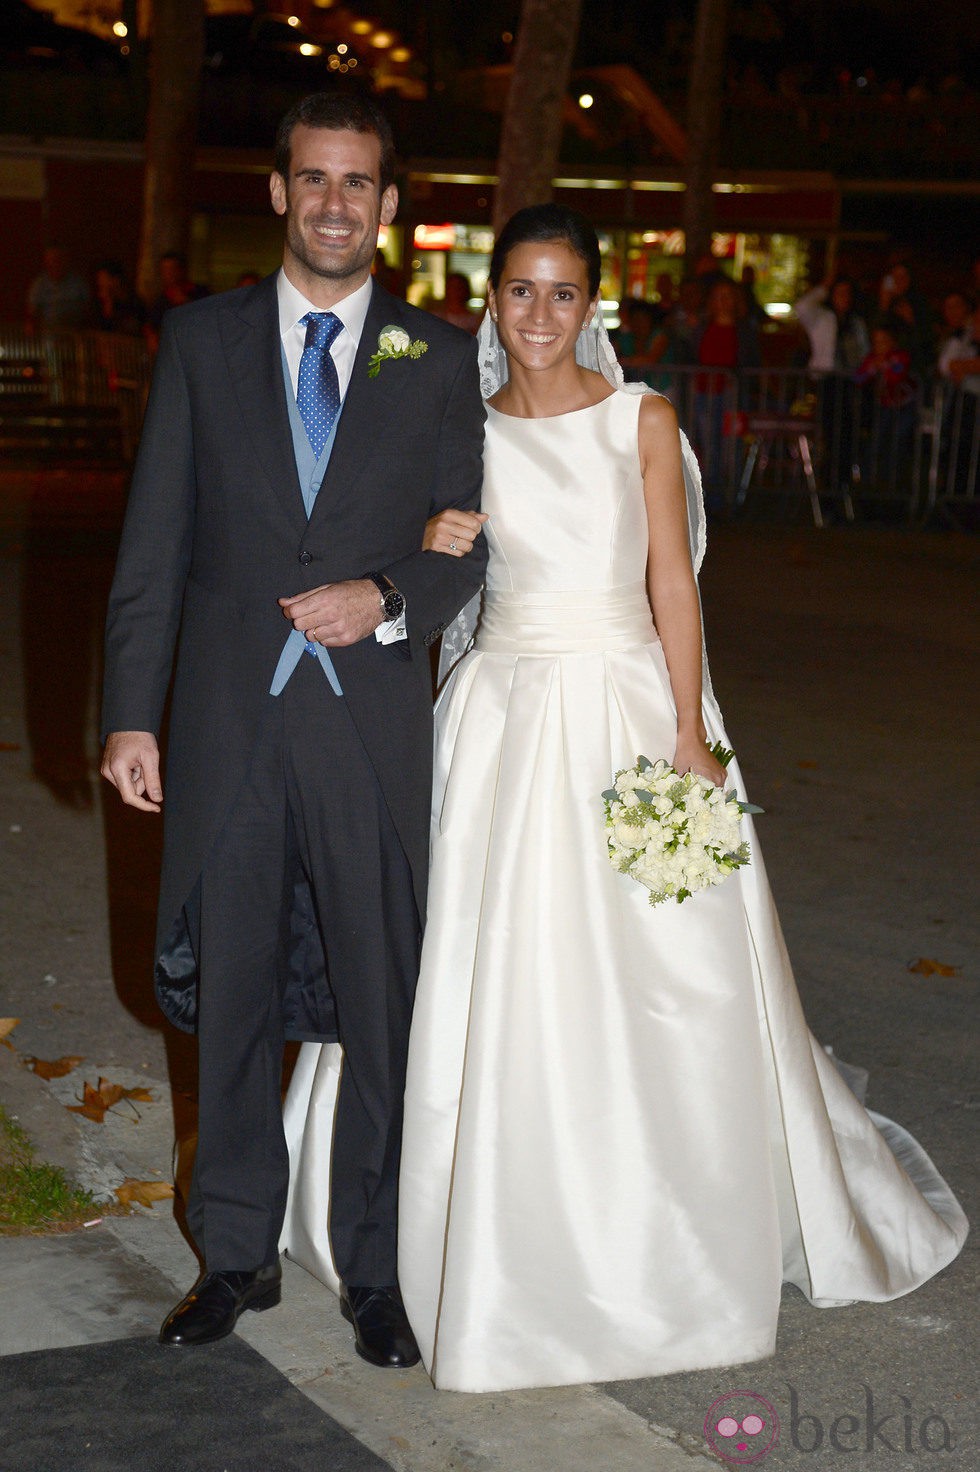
top-left (137, 0), bottom-right (205, 303)
top-left (682, 0), bottom-right (730, 269)
top-left (493, 0), bottom-right (584, 235)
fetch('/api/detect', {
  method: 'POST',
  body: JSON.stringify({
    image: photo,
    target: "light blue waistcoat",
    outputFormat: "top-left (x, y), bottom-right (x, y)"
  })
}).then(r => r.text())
top-left (269, 345), bottom-right (343, 697)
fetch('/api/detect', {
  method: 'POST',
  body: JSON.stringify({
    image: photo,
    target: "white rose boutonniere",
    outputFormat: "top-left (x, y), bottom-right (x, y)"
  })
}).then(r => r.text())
top-left (368, 323), bottom-right (428, 378)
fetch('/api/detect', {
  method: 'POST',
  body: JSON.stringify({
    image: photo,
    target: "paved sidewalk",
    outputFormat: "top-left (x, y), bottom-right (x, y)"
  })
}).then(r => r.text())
top-left (1, 476), bottom-right (977, 1470)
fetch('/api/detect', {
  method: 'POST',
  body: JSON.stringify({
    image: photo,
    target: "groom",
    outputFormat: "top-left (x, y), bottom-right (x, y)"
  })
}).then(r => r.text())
top-left (100, 92), bottom-right (486, 1365)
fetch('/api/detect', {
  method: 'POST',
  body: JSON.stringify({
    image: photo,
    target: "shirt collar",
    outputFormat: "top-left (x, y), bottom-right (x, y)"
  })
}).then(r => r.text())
top-left (277, 269), bottom-right (374, 347)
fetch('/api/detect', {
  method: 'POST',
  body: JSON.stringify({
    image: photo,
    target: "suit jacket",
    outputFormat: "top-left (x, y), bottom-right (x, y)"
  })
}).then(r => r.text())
top-left (102, 274), bottom-right (487, 1034)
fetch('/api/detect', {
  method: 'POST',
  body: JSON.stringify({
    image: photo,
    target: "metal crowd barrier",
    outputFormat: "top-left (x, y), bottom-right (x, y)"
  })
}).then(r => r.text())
top-left (647, 364), bottom-right (977, 526)
top-left (0, 332), bottom-right (975, 523)
top-left (0, 330), bottom-right (151, 461)
top-left (920, 380), bottom-right (980, 527)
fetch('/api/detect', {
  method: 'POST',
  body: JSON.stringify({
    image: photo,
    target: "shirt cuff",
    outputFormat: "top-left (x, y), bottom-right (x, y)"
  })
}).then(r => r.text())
top-left (375, 606), bottom-right (408, 644)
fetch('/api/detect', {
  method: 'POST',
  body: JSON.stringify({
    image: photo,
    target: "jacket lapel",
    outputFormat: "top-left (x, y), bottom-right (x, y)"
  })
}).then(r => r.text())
top-left (220, 274), bottom-right (306, 531)
top-left (312, 282), bottom-right (415, 519)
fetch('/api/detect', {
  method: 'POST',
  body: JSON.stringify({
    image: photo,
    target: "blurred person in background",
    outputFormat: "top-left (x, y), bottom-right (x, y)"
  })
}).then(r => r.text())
top-left (616, 298), bottom-right (669, 384)
top-left (428, 271), bottom-right (481, 334)
top-left (856, 325), bottom-right (915, 409)
top-left (876, 261), bottom-right (935, 383)
top-left (794, 274), bottom-right (870, 374)
top-left (665, 277), bottom-right (706, 365)
top-left (937, 293), bottom-right (977, 382)
top-left (795, 274), bottom-right (870, 489)
top-left (26, 244), bottom-right (91, 332)
top-left (739, 264), bottom-right (769, 328)
top-left (92, 260), bottom-right (146, 336)
top-left (692, 278), bottom-right (760, 500)
top-left (855, 325), bottom-right (917, 487)
top-left (146, 251), bottom-right (209, 351)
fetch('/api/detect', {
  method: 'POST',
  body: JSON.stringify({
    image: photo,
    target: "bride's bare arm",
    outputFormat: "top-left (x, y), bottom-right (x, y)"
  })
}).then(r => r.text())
top-left (424, 508), bottom-right (488, 557)
top-left (638, 394), bottom-right (726, 785)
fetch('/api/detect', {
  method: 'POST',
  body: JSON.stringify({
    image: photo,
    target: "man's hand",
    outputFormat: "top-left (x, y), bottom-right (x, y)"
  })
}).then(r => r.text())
top-left (278, 579), bottom-right (383, 647)
top-left (101, 731), bottom-right (162, 812)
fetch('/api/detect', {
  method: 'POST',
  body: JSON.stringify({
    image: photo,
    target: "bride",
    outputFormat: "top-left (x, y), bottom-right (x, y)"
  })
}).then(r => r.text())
top-left (281, 204), bottom-right (967, 1393)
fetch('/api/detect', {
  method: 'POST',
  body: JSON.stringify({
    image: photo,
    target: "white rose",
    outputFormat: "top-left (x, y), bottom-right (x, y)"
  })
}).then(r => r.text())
top-left (614, 820), bottom-right (644, 849)
top-left (379, 325), bottom-right (410, 354)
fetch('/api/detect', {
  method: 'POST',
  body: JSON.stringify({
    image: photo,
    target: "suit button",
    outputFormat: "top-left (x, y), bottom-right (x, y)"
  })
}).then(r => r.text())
top-left (298, 551), bottom-right (312, 565)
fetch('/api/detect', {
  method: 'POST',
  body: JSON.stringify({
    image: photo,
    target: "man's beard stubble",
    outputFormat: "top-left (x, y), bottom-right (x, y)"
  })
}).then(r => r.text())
top-left (286, 215), bottom-right (375, 283)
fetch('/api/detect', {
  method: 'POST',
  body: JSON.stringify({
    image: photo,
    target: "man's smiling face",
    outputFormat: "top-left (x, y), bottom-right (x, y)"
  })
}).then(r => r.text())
top-left (270, 124), bottom-right (397, 305)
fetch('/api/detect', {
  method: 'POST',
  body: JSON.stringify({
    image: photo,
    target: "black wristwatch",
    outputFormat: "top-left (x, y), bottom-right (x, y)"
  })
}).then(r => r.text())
top-left (366, 571), bottom-right (405, 622)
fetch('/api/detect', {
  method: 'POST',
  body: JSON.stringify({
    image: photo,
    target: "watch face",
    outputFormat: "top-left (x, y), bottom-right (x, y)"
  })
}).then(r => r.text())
top-left (382, 589), bottom-right (405, 620)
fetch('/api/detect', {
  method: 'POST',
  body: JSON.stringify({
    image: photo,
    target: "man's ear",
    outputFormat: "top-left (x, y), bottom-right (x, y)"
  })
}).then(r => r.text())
top-left (270, 172), bottom-right (287, 218)
top-left (380, 184), bottom-right (398, 227)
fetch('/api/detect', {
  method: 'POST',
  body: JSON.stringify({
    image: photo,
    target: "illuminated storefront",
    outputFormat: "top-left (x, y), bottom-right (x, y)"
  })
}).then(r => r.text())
top-left (399, 170), bottom-right (839, 324)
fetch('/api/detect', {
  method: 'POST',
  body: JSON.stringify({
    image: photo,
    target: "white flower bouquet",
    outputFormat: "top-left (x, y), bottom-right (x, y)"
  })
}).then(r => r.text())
top-left (602, 743), bottom-right (759, 906)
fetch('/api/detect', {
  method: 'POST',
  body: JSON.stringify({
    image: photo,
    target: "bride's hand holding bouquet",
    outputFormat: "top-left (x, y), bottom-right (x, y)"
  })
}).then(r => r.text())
top-left (673, 727), bottom-right (727, 787)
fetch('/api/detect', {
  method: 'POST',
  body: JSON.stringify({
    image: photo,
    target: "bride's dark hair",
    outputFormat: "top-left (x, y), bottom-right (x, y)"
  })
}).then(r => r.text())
top-left (489, 204), bottom-right (601, 297)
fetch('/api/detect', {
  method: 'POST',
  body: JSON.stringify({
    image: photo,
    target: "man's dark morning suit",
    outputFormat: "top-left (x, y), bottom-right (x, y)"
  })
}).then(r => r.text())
top-left (101, 226), bottom-right (486, 1352)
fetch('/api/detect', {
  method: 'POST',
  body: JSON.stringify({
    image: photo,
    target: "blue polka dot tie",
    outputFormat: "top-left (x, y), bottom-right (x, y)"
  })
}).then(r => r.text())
top-left (296, 311), bottom-right (343, 458)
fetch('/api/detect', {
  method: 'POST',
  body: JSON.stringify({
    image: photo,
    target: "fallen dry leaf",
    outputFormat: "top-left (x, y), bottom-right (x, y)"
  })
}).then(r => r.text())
top-left (114, 1179), bottom-right (174, 1209)
top-left (908, 957), bottom-right (961, 978)
top-left (68, 1077), bottom-right (155, 1123)
top-left (0, 1018), bottom-right (20, 1040)
top-left (25, 1054), bottom-right (84, 1080)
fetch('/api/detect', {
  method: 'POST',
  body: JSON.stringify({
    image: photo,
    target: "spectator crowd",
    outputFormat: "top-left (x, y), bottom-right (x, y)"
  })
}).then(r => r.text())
top-left (21, 239), bottom-right (980, 505)
top-left (611, 250), bottom-right (980, 503)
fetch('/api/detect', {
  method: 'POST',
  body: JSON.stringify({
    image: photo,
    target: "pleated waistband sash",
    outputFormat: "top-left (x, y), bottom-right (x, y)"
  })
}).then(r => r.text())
top-left (475, 582), bottom-right (657, 654)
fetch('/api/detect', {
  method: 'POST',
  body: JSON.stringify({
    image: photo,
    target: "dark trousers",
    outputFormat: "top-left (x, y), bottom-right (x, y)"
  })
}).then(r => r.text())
top-left (185, 655), bottom-right (421, 1284)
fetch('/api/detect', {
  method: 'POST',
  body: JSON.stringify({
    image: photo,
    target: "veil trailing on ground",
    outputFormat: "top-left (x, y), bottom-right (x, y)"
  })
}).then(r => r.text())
top-left (438, 312), bottom-right (716, 706)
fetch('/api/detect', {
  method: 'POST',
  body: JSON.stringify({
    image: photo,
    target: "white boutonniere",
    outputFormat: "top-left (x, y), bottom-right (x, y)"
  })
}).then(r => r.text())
top-left (367, 324), bottom-right (428, 378)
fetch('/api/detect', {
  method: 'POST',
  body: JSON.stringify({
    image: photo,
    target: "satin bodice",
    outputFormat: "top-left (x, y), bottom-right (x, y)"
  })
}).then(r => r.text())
top-left (481, 391), bottom-right (648, 593)
top-left (476, 391), bottom-right (654, 654)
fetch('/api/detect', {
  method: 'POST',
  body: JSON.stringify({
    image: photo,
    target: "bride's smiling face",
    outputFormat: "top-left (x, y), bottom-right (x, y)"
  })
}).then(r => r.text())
top-left (488, 240), bottom-right (598, 373)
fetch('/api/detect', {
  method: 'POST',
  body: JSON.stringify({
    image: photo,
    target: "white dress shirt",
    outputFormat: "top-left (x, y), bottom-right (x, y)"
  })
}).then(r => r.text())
top-left (277, 268), bottom-right (373, 398)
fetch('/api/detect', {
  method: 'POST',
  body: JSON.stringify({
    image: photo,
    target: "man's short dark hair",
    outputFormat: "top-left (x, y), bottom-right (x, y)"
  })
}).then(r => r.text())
top-left (274, 92), bottom-right (396, 194)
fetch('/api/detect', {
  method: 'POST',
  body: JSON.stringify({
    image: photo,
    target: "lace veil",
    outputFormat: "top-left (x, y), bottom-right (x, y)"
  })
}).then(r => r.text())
top-left (438, 313), bottom-right (716, 706)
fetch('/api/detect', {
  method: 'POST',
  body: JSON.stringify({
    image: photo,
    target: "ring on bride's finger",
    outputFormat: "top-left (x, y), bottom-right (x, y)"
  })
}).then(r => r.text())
top-left (449, 538), bottom-right (458, 550)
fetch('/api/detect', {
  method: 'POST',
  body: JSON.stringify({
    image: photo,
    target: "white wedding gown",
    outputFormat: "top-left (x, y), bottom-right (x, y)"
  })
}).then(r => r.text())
top-left (281, 388), bottom-right (967, 1392)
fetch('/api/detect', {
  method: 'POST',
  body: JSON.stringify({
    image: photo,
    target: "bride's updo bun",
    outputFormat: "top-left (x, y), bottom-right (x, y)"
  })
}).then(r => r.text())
top-left (489, 204), bottom-right (601, 298)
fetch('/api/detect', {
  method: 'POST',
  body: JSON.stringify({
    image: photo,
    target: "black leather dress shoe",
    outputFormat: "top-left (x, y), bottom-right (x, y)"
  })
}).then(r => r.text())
top-left (340, 1284), bottom-right (421, 1368)
top-left (159, 1263), bottom-right (282, 1347)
